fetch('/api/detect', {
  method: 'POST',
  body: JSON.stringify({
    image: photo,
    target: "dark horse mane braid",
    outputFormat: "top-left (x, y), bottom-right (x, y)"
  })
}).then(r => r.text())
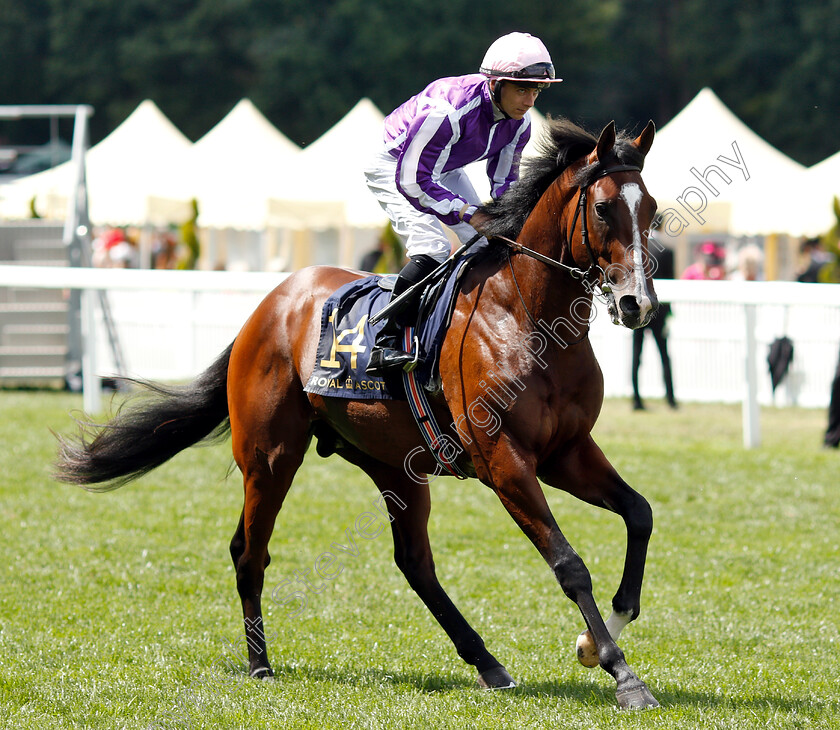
top-left (480, 117), bottom-right (647, 240)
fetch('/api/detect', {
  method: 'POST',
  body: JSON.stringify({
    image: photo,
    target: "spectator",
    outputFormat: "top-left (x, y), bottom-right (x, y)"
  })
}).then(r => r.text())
top-left (632, 227), bottom-right (677, 410)
top-left (797, 237), bottom-right (831, 283)
top-left (91, 227), bottom-right (137, 268)
top-left (730, 244), bottom-right (763, 281)
top-left (795, 234), bottom-right (840, 447)
top-left (826, 345), bottom-right (840, 449)
top-left (152, 231), bottom-right (179, 270)
top-left (359, 223), bottom-right (404, 274)
top-left (681, 240), bottom-right (727, 280)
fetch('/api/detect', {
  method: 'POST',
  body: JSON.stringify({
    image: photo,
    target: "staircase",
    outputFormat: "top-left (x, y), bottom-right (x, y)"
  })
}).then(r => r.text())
top-left (0, 222), bottom-right (71, 386)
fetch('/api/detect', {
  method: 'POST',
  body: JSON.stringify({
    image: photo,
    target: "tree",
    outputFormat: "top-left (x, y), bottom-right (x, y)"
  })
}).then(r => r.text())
top-left (1, 0), bottom-right (838, 166)
top-left (0, 0), bottom-right (50, 144)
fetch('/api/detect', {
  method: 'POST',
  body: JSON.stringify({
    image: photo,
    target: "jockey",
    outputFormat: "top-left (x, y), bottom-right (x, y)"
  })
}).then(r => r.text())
top-left (364, 31), bottom-right (562, 376)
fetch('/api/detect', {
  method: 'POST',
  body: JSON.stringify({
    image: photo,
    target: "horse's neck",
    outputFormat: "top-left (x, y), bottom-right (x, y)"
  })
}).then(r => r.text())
top-left (511, 185), bottom-right (594, 328)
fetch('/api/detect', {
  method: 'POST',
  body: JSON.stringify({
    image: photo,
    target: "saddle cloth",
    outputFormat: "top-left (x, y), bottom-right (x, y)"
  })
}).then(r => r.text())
top-left (304, 239), bottom-right (494, 400)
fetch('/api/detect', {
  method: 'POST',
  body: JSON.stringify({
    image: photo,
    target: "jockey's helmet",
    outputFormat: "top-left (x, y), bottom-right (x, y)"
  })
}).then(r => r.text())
top-left (479, 32), bottom-right (563, 86)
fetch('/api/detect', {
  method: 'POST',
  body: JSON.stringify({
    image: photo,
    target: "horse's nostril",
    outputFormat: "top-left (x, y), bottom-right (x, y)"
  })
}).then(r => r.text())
top-left (619, 295), bottom-right (640, 317)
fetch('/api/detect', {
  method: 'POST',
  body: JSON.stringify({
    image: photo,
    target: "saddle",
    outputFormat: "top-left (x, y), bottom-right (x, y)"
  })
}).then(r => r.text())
top-left (304, 239), bottom-right (494, 401)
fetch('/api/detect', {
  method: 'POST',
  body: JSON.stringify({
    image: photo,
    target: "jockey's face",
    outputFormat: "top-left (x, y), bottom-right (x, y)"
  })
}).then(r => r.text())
top-left (493, 81), bottom-right (541, 120)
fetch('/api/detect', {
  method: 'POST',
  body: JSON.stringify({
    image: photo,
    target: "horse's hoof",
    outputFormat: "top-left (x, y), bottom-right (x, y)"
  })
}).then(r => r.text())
top-left (575, 629), bottom-right (599, 668)
top-left (476, 666), bottom-right (516, 690)
top-left (616, 681), bottom-right (659, 710)
top-left (250, 666), bottom-right (274, 681)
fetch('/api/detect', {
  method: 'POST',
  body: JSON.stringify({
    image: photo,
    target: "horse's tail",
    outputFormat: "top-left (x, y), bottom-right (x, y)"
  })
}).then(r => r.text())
top-left (54, 341), bottom-right (235, 492)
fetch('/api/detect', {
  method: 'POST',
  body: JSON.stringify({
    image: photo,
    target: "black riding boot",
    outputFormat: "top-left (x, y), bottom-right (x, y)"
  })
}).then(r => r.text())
top-left (366, 255), bottom-right (439, 376)
top-left (366, 316), bottom-right (415, 375)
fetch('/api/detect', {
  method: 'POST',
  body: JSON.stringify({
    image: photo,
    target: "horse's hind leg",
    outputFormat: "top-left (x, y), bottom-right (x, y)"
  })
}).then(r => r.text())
top-left (227, 348), bottom-right (312, 678)
top-left (228, 431), bottom-right (308, 678)
top-left (343, 453), bottom-right (514, 689)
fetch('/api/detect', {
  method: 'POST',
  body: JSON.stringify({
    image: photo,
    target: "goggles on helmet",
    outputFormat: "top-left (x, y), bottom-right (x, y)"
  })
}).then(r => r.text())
top-left (481, 61), bottom-right (556, 81)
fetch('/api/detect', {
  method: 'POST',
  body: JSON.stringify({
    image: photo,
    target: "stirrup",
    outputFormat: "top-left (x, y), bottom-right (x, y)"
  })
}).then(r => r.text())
top-left (365, 335), bottom-right (423, 376)
top-left (403, 335), bottom-right (421, 373)
top-left (365, 346), bottom-right (414, 376)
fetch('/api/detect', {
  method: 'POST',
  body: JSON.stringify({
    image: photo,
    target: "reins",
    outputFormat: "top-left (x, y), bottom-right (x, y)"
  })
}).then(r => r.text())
top-left (495, 234), bottom-right (591, 281)
top-left (503, 247), bottom-right (591, 347)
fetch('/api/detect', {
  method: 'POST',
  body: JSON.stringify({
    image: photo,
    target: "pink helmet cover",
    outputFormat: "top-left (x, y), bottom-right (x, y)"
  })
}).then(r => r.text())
top-left (480, 32), bottom-right (563, 83)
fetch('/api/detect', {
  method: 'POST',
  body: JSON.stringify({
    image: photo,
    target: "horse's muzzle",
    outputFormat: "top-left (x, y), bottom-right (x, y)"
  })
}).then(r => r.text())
top-left (616, 292), bottom-right (658, 329)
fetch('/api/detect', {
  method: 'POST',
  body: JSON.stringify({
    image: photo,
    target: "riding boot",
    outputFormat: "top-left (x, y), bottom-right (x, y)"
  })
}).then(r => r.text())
top-left (366, 315), bottom-right (416, 375)
top-left (366, 254), bottom-right (439, 376)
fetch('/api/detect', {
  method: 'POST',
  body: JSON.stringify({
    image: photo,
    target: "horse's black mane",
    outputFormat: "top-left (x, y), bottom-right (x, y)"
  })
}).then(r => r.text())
top-left (480, 117), bottom-right (645, 240)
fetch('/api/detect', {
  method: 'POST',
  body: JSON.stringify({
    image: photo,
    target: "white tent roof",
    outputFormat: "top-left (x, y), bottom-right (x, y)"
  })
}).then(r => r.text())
top-left (193, 98), bottom-right (298, 159)
top-left (799, 150), bottom-right (840, 236)
top-left (0, 100), bottom-right (194, 226)
top-left (158, 98), bottom-right (300, 230)
top-left (269, 98), bottom-right (387, 229)
top-left (643, 88), bottom-right (809, 235)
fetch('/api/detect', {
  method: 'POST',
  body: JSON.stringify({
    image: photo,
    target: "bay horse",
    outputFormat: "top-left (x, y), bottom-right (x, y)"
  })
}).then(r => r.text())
top-left (55, 118), bottom-right (660, 710)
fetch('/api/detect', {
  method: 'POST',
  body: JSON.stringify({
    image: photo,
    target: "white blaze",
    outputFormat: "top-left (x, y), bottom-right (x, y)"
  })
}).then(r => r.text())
top-left (619, 182), bottom-right (651, 306)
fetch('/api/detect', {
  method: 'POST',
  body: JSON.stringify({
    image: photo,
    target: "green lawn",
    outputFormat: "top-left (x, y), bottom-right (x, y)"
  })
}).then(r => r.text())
top-left (1, 391), bottom-right (838, 729)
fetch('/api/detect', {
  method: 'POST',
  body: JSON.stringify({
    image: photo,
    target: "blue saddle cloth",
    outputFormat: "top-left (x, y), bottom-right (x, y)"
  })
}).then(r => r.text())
top-left (304, 240), bottom-right (493, 400)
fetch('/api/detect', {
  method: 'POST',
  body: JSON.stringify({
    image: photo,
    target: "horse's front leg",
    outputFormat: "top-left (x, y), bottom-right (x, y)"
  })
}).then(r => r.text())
top-left (481, 453), bottom-right (658, 710)
top-left (538, 435), bottom-right (653, 673)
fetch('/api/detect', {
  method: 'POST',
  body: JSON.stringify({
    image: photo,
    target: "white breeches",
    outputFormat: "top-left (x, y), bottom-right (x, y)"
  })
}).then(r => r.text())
top-left (364, 149), bottom-right (485, 263)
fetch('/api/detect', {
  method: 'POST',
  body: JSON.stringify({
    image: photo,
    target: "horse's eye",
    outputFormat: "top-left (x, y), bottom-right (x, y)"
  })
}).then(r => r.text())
top-left (594, 202), bottom-right (609, 220)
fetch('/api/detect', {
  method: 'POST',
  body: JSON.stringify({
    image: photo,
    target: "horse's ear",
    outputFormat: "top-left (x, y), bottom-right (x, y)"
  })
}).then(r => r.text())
top-left (633, 120), bottom-right (656, 157)
top-left (588, 121), bottom-right (616, 164)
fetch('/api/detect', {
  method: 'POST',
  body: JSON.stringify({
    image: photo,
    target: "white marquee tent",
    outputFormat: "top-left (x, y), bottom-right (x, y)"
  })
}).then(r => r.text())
top-left (157, 98), bottom-right (300, 231)
top-left (800, 150), bottom-right (840, 235)
top-left (268, 98), bottom-right (387, 230)
top-left (642, 88), bottom-right (810, 236)
top-left (0, 100), bottom-right (194, 226)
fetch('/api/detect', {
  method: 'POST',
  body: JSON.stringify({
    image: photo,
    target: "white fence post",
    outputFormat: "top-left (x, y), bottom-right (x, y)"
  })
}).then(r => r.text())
top-left (81, 288), bottom-right (101, 414)
top-left (742, 303), bottom-right (761, 448)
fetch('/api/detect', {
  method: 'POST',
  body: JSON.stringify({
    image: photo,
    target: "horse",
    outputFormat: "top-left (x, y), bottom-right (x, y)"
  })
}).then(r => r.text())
top-left (54, 117), bottom-right (660, 710)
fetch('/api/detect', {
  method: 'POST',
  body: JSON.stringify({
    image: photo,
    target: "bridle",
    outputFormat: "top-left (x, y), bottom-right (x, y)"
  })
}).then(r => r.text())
top-left (497, 163), bottom-right (642, 341)
top-left (497, 163), bottom-right (642, 290)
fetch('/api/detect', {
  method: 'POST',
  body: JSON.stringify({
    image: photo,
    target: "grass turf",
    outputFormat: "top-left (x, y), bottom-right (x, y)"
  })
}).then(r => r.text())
top-left (0, 391), bottom-right (838, 729)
